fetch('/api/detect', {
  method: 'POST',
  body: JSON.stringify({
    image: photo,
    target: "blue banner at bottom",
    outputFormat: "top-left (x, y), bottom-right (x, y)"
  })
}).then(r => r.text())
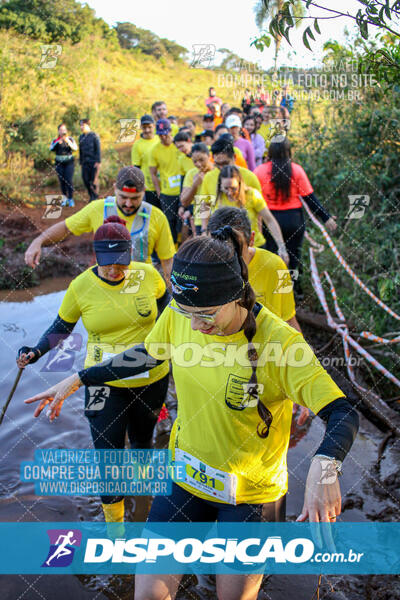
top-left (0, 522), bottom-right (399, 574)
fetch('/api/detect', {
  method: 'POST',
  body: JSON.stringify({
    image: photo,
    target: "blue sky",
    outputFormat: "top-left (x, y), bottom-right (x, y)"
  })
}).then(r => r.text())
top-left (83, 0), bottom-right (364, 69)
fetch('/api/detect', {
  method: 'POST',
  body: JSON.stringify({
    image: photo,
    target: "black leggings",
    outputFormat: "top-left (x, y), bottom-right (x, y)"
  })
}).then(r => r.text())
top-left (159, 194), bottom-right (180, 243)
top-left (145, 190), bottom-right (162, 210)
top-left (55, 160), bottom-right (74, 200)
top-left (262, 207), bottom-right (306, 274)
top-left (81, 162), bottom-right (98, 202)
top-left (148, 482), bottom-right (286, 523)
top-left (84, 374), bottom-right (169, 504)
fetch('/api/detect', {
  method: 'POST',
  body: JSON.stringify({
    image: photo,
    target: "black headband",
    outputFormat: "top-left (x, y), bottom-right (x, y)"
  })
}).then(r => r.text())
top-left (171, 254), bottom-right (244, 307)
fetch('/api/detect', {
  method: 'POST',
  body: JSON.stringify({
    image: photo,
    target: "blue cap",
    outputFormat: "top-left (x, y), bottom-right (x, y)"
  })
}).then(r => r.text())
top-left (93, 240), bottom-right (131, 266)
top-left (156, 118), bottom-right (171, 135)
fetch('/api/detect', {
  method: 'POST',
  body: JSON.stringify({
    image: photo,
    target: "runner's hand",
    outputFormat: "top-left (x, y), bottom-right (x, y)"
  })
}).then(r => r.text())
top-left (325, 216), bottom-right (337, 232)
top-left (24, 373), bottom-right (82, 421)
top-left (295, 404), bottom-right (310, 426)
top-left (278, 247), bottom-right (290, 267)
top-left (25, 241), bottom-right (42, 268)
top-left (192, 171), bottom-right (205, 187)
top-left (17, 346), bottom-right (41, 368)
top-left (297, 456), bottom-right (341, 523)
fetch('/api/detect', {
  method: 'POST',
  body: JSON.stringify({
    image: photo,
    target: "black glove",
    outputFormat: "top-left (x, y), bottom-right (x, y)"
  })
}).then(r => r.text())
top-left (17, 346), bottom-right (41, 364)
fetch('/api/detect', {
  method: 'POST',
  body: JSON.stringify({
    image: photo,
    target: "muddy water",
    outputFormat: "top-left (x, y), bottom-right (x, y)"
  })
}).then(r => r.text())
top-left (0, 289), bottom-right (397, 599)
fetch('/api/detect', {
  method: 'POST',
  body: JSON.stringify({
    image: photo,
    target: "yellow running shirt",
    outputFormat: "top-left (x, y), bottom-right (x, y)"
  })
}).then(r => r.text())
top-left (65, 199), bottom-right (175, 263)
top-left (131, 136), bottom-right (159, 192)
top-left (145, 304), bottom-right (344, 504)
top-left (194, 168), bottom-right (262, 228)
top-left (258, 122), bottom-right (272, 145)
top-left (178, 153), bottom-right (194, 177)
top-left (182, 167), bottom-right (200, 189)
top-left (248, 247), bottom-right (296, 321)
top-left (58, 262), bottom-right (169, 388)
top-left (149, 142), bottom-right (182, 195)
top-left (216, 187), bottom-right (267, 247)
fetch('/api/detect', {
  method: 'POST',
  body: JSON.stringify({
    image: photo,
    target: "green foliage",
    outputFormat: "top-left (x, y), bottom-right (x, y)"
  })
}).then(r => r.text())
top-left (0, 153), bottom-right (35, 204)
top-left (253, 0), bottom-right (400, 78)
top-left (290, 83), bottom-right (400, 340)
top-left (0, 28), bottom-right (239, 203)
top-left (0, 0), bottom-right (116, 43)
top-left (217, 48), bottom-right (261, 72)
top-left (115, 22), bottom-right (187, 61)
top-left (253, 0), bottom-right (305, 72)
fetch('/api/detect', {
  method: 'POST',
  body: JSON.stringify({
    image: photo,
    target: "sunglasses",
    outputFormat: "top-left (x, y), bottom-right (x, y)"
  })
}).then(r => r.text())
top-left (168, 301), bottom-right (223, 323)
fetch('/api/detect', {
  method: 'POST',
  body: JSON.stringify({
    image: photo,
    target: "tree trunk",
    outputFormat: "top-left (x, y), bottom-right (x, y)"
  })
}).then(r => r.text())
top-left (273, 34), bottom-right (282, 78)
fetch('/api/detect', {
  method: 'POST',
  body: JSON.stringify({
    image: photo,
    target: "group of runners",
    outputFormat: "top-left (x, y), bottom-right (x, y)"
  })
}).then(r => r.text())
top-left (19, 89), bottom-right (358, 600)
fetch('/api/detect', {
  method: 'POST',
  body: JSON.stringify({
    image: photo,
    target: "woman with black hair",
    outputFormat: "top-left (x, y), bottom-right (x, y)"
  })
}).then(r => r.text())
top-left (50, 123), bottom-right (78, 207)
top-left (180, 142), bottom-right (214, 235)
top-left (242, 116), bottom-right (265, 167)
top-left (26, 228), bottom-right (359, 600)
top-left (254, 138), bottom-right (337, 280)
top-left (207, 165), bottom-right (290, 265)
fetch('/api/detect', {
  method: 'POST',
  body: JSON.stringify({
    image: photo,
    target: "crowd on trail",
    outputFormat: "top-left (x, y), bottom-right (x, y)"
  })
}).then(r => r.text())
top-left (18, 85), bottom-right (359, 600)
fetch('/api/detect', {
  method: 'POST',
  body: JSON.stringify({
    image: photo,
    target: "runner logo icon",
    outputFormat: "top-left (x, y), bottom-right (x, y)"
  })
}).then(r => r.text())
top-left (42, 529), bottom-right (82, 567)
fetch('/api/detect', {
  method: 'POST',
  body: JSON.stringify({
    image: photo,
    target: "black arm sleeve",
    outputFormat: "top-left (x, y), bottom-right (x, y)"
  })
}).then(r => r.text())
top-left (94, 135), bottom-right (101, 163)
top-left (78, 344), bottom-right (164, 386)
top-left (36, 315), bottom-right (77, 356)
top-left (315, 397), bottom-right (359, 462)
top-left (156, 290), bottom-right (170, 316)
top-left (302, 192), bottom-right (331, 223)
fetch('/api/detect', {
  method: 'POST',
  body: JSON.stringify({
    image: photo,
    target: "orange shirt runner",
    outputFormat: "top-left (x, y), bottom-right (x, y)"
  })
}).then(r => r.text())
top-left (254, 161), bottom-right (313, 210)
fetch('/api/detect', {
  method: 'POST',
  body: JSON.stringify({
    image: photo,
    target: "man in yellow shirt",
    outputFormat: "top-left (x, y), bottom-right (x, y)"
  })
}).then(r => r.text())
top-left (24, 166), bottom-right (175, 283)
top-left (151, 101), bottom-right (179, 136)
top-left (149, 119), bottom-right (182, 243)
top-left (174, 131), bottom-right (194, 177)
top-left (201, 137), bottom-right (261, 201)
top-left (196, 137), bottom-right (262, 234)
top-left (131, 115), bottom-right (160, 208)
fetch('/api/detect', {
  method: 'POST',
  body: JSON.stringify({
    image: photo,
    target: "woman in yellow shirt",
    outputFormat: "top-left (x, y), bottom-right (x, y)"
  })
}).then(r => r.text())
top-left (25, 229), bottom-right (358, 600)
top-left (18, 216), bottom-right (169, 527)
top-left (201, 164), bottom-right (289, 264)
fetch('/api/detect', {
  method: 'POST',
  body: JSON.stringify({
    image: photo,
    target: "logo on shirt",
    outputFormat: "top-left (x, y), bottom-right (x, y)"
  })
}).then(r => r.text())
top-left (86, 386), bottom-right (110, 411)
top-left (135, 296), bottom-right (152, 317)
top-left (273, 270), bottom-right (298, 294)
top-left (225, 374), bottom-right (263, 410)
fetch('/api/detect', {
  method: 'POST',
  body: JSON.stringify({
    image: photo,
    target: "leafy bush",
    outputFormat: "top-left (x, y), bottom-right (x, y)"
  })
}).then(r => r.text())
top-left (0, 153), bottom-right (35, 204)
top-left (0, 0), bottom-right (116, 43)
top-left (115, 22), bottom-right (187, 61)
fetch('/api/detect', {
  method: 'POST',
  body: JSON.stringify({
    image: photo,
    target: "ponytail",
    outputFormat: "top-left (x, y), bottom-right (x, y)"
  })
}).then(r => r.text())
top-left (210, 225), bottom-right (273, 438)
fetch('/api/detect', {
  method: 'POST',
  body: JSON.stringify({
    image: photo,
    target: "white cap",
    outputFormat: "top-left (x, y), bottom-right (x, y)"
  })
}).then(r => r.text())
top-left (225, 115), bottom-right (242, 129)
